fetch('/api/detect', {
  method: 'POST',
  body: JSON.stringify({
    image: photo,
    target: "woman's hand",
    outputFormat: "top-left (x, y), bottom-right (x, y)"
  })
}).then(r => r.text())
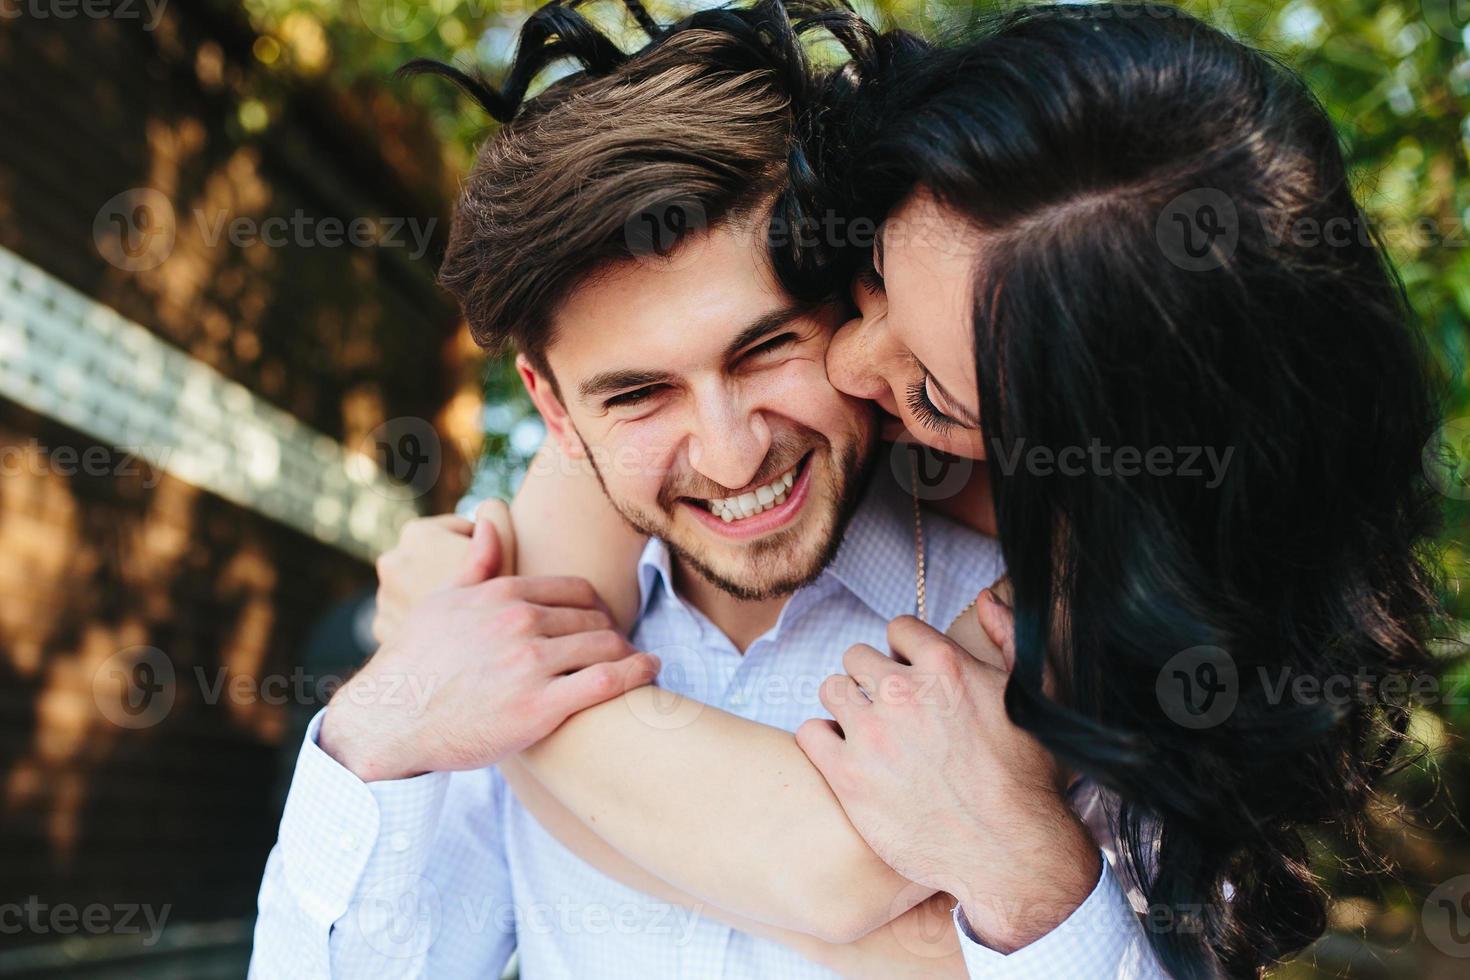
top-left (795, 590), bottom-right (1099, 953)
top-left (372, 500), bottom-right (515, 644)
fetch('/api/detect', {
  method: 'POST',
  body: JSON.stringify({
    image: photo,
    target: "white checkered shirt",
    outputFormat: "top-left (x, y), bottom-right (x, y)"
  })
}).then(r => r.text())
top-left (249, 473), bottom-right (1165, 978)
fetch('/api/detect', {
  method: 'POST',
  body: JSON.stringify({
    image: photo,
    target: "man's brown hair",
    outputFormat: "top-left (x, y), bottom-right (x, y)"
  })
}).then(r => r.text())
top-left (405, 0), bottom-right (833, 378)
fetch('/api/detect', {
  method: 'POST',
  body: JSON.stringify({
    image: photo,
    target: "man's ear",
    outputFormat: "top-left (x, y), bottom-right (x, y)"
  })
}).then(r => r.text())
top-left (516, 353), bottom-right (585, 459)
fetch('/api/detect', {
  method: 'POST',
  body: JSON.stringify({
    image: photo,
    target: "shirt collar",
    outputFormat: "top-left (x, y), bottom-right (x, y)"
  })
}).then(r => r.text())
top-left (634, 467), bottom-right (920, 623)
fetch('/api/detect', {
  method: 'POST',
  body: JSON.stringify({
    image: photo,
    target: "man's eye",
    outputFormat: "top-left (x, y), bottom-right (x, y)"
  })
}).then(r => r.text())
top-left (605, 385), bottom-right (664, 409)
top-left (746, 333), bottom-right (798, 358)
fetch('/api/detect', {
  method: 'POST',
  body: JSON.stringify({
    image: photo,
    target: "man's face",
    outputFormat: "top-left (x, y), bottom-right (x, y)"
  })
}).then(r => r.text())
top-left (524, 219), bottom-right (877, 600)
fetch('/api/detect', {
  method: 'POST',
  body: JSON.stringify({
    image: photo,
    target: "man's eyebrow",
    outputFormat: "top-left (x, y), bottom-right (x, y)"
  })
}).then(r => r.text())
top-left (578, 368), bottom-right (674, 402)
top-left (721, 303), bottom-right (815, 361)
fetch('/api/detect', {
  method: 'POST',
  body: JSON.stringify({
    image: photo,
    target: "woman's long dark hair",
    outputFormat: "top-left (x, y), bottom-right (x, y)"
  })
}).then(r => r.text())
top-left (796, 3), bottom-right (1444, 977)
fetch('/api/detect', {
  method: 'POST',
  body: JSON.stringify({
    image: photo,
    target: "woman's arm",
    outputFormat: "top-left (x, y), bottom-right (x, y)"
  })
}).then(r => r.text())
top-left (373, 439), bottom-right (993, 942)
top-left (498, 756), bottom-right (966, 979)
top-left (507, 439), bottom-right (929, 942)
top-left (515, 688), bottom-right (921, 941)
top-left (510, 439), bottom-right (646, 630)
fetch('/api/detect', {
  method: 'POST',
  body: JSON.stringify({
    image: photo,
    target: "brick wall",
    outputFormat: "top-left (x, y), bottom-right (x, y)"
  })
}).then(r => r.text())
top-left (0, 2), bottom-right (472, 968)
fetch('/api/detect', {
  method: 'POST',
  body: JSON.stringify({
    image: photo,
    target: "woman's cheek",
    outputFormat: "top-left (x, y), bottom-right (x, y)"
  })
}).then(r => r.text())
top-left (899, 417), bottom-right (988, 459)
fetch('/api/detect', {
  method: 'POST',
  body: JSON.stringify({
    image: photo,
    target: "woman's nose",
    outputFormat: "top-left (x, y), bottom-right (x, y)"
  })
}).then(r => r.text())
top-left (827, 309), bottom-right (889, 402)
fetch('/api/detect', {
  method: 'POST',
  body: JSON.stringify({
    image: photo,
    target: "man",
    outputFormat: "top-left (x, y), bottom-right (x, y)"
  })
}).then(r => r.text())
top-left (250, 3), bottom-right (1154, 977)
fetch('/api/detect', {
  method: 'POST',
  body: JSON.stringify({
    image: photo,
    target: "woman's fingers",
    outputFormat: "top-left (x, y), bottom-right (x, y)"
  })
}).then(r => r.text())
top-left (975, 589), bottom-right (1017, 672)
top-left (944, 596), bottom-right (1008, 671)
top-left (474, 499), bottom-right (517, 575)
top-left (448, 511), bottom-right (502, 588)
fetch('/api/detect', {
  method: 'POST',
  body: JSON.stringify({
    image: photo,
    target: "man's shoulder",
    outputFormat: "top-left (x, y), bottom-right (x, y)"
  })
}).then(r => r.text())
top-left (922, 503), bottom-right (1006, 620)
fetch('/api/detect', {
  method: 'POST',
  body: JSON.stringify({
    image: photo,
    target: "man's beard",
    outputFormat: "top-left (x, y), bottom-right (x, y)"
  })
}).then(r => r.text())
top-left (583, 431), bottom-right (876, 601)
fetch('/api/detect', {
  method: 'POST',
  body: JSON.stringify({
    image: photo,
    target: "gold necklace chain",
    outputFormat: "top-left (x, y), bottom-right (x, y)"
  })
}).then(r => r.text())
top-left (912, 446), bottom-right (983, 632)
top-left (910, 446), bottom-right (927, 624)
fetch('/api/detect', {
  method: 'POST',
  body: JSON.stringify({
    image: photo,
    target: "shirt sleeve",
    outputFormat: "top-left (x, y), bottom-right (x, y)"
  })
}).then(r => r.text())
top-left (950, 853), bottom-right (1168, 980)
top-left (249, 710), bottom-right (516, 979)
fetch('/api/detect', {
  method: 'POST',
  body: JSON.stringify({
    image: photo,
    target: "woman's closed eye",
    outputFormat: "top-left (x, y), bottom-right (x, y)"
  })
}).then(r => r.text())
top-left (857, 267), bottom-right (885, 295)
top-left (905, 375), bottom-right (961, 432)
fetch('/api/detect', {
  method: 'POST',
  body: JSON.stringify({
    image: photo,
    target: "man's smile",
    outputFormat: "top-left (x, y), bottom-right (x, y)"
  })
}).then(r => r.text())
top-left (678, 452), bottom-right (815, 539)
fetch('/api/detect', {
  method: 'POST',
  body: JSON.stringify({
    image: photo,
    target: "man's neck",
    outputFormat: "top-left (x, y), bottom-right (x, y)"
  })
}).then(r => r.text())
top-left (670, 560), bottom-right (790, 653)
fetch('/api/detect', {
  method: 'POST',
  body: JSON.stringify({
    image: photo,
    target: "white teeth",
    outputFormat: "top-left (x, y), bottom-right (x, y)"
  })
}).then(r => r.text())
top-left (704, 461), bottom-right (800, 521)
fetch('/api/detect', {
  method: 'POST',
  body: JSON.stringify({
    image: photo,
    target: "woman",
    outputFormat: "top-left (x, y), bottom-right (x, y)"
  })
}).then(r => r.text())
top-left (376, 3), bottom-right (1443, 977)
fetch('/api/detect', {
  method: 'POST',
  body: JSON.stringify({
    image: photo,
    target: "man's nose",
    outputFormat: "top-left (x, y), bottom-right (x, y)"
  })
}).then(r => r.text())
top-left (827, 311), bottom-right (889, 402)
top-left (687, 397), bottom-right (772, 491)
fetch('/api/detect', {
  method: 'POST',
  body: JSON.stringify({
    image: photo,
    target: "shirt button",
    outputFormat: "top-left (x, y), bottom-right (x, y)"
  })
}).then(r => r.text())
top-left (389, 831), bottom-right (412, 853)
top-left (338, 832), bottom-right (359, 852)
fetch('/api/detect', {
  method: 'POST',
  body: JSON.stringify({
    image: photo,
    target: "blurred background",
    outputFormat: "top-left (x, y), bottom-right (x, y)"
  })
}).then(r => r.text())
top-left (0, 0), bottom-right (1467, 976)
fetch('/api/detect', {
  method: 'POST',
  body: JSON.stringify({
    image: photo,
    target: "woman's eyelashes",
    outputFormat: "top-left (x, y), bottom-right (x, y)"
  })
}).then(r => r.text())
top-left (905, 376), bottom-right (959, 432)
top-left (857, 267), bottom-right (885, 295)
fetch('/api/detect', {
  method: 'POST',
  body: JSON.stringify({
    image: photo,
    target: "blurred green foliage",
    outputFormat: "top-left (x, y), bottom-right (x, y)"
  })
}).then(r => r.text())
top-left (233, 0), bottom-right (1470, 971)
top-left (232, 0), bottom-right (1469, 572)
